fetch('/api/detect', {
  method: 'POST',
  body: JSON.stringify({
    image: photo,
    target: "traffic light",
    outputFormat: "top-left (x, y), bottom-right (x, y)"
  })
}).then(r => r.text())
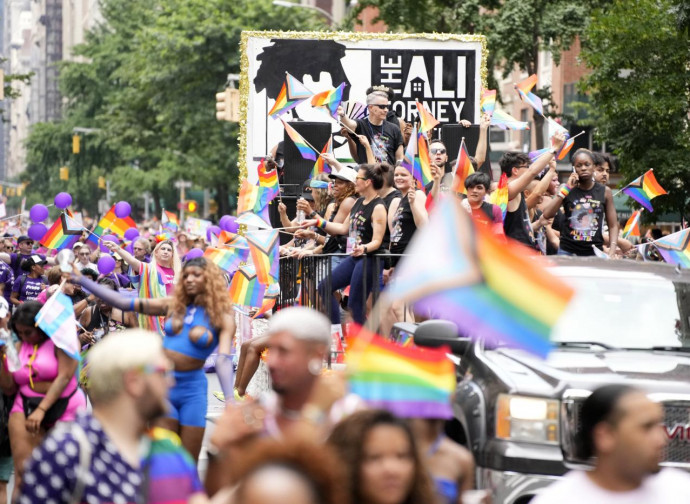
top-left (177, 201), bottom-right (198, 213)
top-left (98, 176), bottom-right (106, 189)
top-left (59, 166), bottom-right (69, 181)
top-left (215, 88), bottom-right (240, 122)
top-left (72, 135), bottom-right (80, 154)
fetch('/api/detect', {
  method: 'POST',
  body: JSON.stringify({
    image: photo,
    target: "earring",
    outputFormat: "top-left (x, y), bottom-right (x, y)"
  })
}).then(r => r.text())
top-left (308, 358), bottom-right (322, 376)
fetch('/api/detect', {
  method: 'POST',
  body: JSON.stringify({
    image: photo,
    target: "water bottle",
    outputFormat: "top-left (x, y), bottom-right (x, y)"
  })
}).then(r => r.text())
top-left (295, 209), bottom-right (305, 224)
top-left (0, 328), bottom-right (21, 372)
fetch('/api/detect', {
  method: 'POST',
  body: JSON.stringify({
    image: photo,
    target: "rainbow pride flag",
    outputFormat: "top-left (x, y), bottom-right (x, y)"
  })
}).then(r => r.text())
top-left (654, 229), bottom-right (690, 267)
top-left (312, 136), bottom-right (333, 177)
top-left (238, 180), bottom-right (261, 214)
top-left (268, 72), bottom-right (313, 118)
top-left (229, 264), bottom-right (266, 308)
top-left (203, 247), bottom-right (245, 275)
top-left (491, 109), bottom-right (530, 130)
top-left (480, 89), bottom-right (496, 118)
top-left (385, 196), bottom-right (574, 358)
top-left (528, 147), bottom-right (550, 163)
top-left (311, 82), bottom-right (346, 118)
top-left (236, 211), bottom-right (272, 230)
top-left (622, 210), bottom-right (642, 239)
top-left (450, 139), bottom-right (474, 195)
top-left (162, 210), bottom-right (179, 232)
top-left (88, 205), bottom-right (136, 244)
top-left (415, 100), bottom-right (440, 133)
top-left (490, 173), bottom-right (509, 220)
top-left (280, 118), bottom-right (317, 161)
top-left (246, 229), bottom-right (279, 284)
top-left (219, 231), bottom-right (249, 249)
top-left (39, 213), bottom-right (82, 250)
top-left (252, 282), bottom-right (280, 319)
top-left (401, 123), bottom-right (420, 180)
top-left (347, 325), bottom-right (455, 419)
top-left (621, 169), bottom-right (667, 212)
top-left (256, 159), bottom-right (280, 207)
top-left (416, 131), bottom-right (433, 186)
top-left (515, 74), bottom-right (543, 115)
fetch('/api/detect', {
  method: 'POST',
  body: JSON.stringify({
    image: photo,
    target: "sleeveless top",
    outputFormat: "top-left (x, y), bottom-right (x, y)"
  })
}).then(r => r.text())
top-left (13, 339), bottom-right (79, 398)
top-left (163, 305), bottom-right (219, 362)
top-left (560, 182), bottom-right (607, 256)
top-left (390, 194), bottom-right (417, 253)
top-left (349, 196), bottom-right (385, 254)
top-left (381, 189), bottom-right (402, 251)
top-left (322, 197), bottom-right (355, 255)
top-left (503, 193), bottom-right (536, 248)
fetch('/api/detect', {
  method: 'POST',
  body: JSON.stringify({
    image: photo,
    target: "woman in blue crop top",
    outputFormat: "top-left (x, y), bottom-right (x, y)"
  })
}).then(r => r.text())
top-left (73, 257), bottom-right (236, 461)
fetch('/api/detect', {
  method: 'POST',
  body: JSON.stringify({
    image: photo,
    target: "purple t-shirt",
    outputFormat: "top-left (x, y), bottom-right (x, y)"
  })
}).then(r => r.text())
top-left (9, 252), bottom-right (46, 278)
top-left (0, 262), bottom-right (14, 304)
top-left (12, 275), bottom-right (45, 302)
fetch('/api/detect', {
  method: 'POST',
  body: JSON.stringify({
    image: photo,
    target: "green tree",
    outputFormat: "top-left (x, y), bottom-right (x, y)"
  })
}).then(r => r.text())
top-left (579, 0), bottom-right (690, 220)
top-left (351, 0), bottom-right (594, 147)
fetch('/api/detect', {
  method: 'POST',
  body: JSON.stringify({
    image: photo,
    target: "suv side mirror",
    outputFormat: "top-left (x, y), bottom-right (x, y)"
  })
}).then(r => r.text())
top-left (414, 320), bottom-right (472, 354)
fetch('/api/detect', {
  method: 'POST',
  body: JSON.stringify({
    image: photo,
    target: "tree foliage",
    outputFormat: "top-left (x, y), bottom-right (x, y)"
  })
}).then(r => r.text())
top-left (579, 0), bottom-right (690, 219)
top-left (22, 0), bottom-right (322, 218)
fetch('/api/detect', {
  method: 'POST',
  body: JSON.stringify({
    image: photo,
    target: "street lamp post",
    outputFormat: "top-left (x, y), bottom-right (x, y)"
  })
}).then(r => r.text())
top-left (272, 0), bottom-right (335, 23)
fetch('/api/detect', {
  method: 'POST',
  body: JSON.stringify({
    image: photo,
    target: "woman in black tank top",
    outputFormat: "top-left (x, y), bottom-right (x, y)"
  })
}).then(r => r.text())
top-left (388, 165), bottom-right (428, 267)
top-left (542, 149), bottom-right (619, 257)
top-left (310, 164), bottom-right (389, 325)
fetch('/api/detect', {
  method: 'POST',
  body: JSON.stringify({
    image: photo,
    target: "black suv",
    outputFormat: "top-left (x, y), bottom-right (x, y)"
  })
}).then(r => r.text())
top-left (396, 257), bottom-right (690, 504)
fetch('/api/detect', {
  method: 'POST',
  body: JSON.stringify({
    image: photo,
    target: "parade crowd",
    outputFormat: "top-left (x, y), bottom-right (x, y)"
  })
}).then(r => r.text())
top-left (0, 85), bottom-right (686, 504)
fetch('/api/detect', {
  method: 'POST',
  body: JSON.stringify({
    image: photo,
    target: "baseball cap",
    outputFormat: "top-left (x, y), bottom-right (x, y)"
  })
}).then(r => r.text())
top-left (17, 235), bottom-right (33, 244)
top-left (301, 180), bottom-right (314, 201)
top-left (328, 166), bottom-right (358, 184)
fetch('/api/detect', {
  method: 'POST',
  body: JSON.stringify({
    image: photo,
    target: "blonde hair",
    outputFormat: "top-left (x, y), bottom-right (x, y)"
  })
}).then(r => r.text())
top-left (150, 239), bottom-right (181, 282)
top-left (87, 330), bottom-right (163, 404)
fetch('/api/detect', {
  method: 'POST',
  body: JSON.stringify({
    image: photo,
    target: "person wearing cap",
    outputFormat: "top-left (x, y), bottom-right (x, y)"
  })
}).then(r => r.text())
top-left (0, 236), bottom-right (49, 279)
top-left (10, 255), bottom-right (47, 306)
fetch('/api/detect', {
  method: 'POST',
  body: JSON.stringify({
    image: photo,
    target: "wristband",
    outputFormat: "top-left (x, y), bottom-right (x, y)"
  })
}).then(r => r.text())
top-left (558, 184), bottom-right (572, 199)
top-left (316, 217), bottom-right (327, 230)
top-left (129, 298), bottom-right (136, 311)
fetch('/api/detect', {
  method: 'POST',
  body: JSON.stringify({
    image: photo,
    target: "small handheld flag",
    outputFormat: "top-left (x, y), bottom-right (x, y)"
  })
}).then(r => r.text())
top-left (654, 229), bottom-right (690, 267)
top-left (621, 169), bottom-right (667, 212)
top-left (311, 83), bottom-right (346, 119)
top-left (35, 291), bottom-right (80, 360)
top-left (415, 100), bottom-right (440, 133)
top-left (268, 73), bottom-right (313, 118)
top-left (280, 119), bottom-right (318, 161)
top-left (514, 75), bottom-right (543, 115)
top-left (489, 173), bottom-right (509, 220)
top-left (491, 109), bottom-right (530, 130)
top-left (416, 131), bottom-right (433, 186)
top-left (480, 89), bottom-right (496, 118)
top-left (312, 137), bottom-right (333, 177)
top-left (450, 138), bottom-right (475, 196)
top-left (622, 210), bottom-right (642, 239)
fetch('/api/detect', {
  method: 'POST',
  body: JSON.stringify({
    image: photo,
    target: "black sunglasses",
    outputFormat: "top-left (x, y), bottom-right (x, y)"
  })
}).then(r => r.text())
top-left (371, 103), bottom-right (390, 110)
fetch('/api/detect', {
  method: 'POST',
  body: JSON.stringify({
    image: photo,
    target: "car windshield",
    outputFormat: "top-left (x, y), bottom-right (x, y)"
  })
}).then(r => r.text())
top-left (550, 267), bottom-right (690, 349)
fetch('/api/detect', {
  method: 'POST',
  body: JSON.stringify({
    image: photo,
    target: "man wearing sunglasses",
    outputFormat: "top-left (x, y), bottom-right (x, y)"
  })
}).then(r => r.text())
top-left (0, 235), bottom-right (50, 278)
top-left (338, 90), bottom-right (403, 165)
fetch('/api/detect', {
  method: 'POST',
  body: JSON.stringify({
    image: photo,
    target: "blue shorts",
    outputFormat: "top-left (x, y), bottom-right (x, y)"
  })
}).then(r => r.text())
top-left (167, 368), bottom-right (207, 427)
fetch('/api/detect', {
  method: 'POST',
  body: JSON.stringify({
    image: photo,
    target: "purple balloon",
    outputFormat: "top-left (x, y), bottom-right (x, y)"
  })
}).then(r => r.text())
top-left (27, 223), bottom-right (47, 241)
top-left (125, 243), bottom-right (134, 254)
top-left (221, 215), bottom-right (239, 233)
top-left (124, 228), bottom-right (139, 241)
top-left (207, 225), bottom-right (221, 241)
top-left (29, 204), bottom-right (49, 223)
top-left (54, 192), bottom-right (72, 209)
top-left (114, 201), bottom-right (131, 219)
top-left (186, 248), bottom-right (204, 260)
top-left (100, 234), bottom-right (118, 252)
top-left (97, 255), bottom-right (116, 275)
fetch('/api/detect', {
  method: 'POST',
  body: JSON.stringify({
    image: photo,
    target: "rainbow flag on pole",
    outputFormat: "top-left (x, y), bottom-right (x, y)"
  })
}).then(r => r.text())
top-left (347, 326), bottom-right (455, 419)
top-left (229, 264), bottom-right (266, 308)
top-left (312, 136), bottom-right (333, 177)
top-left (401, 123), bottom-right (419, 178)
top-left (654, 229), bottom-right (690, 267)
top-left (162, 210), bottom-right (179, 232)
top-left (40, 213), bottom-right (82, 250)
top-left (491, 109), bottom-right (530, 130)
top-left (385, 196), bottom-right (575, 358)
top-left (450, 139), bottom-right (474, 195)
top-left (622, 210), bottom-right (642, 239)
top-left (480, 89), bottom-right (496, 118)
top-left (311, 82), bottom-right (346, 119)
top-left (268, 73), bottom-right (313, 118)
top-left (490, 173), bottom-right (509, 220)
top-left (415, 100), bottom-right (440, 134)
top-left (88, 205), bottom-right (136, 244)
top-left (280, 118), bottom-right (318, 161)
top-left (246, 229), bottom-right (279, 284)
top-left (621, 169), bottom-right (667, 212)
top-left (416, 131), bottom-right (433, 186)
top-left (515, 74), bottom-right (543, 115)
top-left (203, 247), bottom-right (246, 275)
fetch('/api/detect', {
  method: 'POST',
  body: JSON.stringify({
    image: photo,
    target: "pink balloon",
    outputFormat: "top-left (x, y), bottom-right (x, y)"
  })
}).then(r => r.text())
top-left (97, 255), bottom-right (116, 275)
top-left (28, 223), bottom-right (47, 241)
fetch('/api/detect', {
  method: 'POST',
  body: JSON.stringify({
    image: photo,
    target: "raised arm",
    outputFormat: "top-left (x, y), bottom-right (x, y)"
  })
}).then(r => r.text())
top-left (336, 106), bottom-right (357, 132)
top-left (73, 274), bottom-right (170, 316)
top-left (508, 132), bottom-right (565, 201)
top-left (526, 161), bottom-right (557, 210)
top-left (409, 189), bottom-right (429, 228)
top-left (357, 135), bottom-right (375, 164)
top-left (104, 240), bottom-right (141, 273)
top-left (473, 113), bottom-right (491, 167)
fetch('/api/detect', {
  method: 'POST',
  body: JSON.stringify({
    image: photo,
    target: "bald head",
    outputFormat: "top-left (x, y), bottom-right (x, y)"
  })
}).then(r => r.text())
top-left (237, 465), bottom-right (319, 504)
top-left (268, 307), bottom-right (331, 346)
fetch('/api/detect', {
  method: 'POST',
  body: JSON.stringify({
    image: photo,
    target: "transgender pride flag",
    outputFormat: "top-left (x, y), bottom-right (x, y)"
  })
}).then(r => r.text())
top-left (35, 291), bottom-right (80, 360)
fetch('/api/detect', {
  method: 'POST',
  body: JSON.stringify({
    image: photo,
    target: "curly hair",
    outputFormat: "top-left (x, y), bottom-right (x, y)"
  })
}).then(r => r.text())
top-left (328, 409), bottom-right (435, 504)
top-left (234, 440), bottom-right (346, 504)
top-left (11, 301), bottom-right (49, 342)
top-left (333, 179), bottom-right (356, 208)
top-left (168, 257), bottom-right (231, 330)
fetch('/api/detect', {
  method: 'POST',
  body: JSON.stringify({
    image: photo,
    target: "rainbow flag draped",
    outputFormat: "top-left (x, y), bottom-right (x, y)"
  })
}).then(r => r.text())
top-left (415, 100), bottom-right (440, 133)
top-left (281, 119), bottom-right (318, 161)
top-left (490, 173), bottom-right (509, 220)
top-left (162, 210), bottom-right (179, 232)
top-left (246, 229), bottom-right (279, 284)
top-left (203, 247), bottom-right (246, 275)
top-left (229, 264), bottom-right (266, 308)
top-left (88, 205), bottom-right (136, 244)
top-left (138, 263), bottom-right (168, 335)
top-left (515, 74), bottom-right (543, 115)
top-left (480, 89), bottom-right (496, 118)
top-left (347, 326), bottom-right (455, 419)
top-left (653, 229), bottom-right (690, 267)
top-left (621, 169), bottom-right (667, 212)
top-left (385, 196), bottom-right (575, 358)
top-left (312, 136), bottom-right (333, 177)
top-left (416, 131), bottom-right (433, 186)
top-left (311, 82), bottom-right (346, 118)
top-left (40, 213), bottom-right (82, 250)
top-left (268, 72), bottom-right (313, 118)
top-left (450, 139), bottom-right (474, 195)
top-left (491, 109), bottom-right (530, 130)
top-left (622, 210), bottom-right (642, 239)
